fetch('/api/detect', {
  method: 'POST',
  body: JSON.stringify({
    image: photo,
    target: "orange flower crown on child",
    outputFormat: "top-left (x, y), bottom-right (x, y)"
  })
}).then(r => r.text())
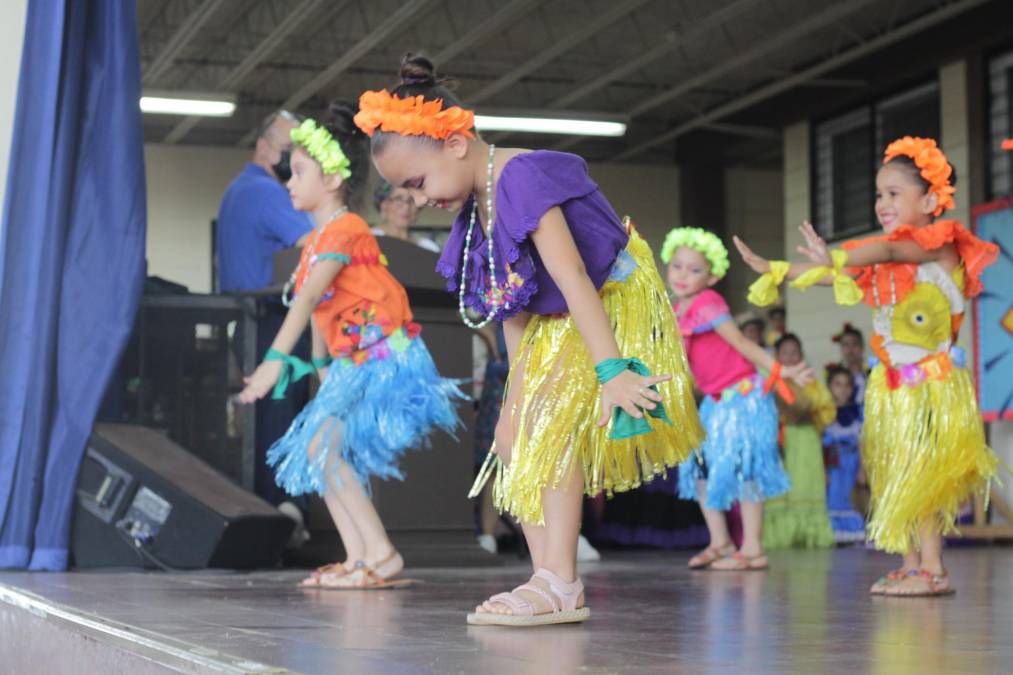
top-left (353, 89), bottom-right (475, 140)
top-left (882, 136), bottom-right (955, 217)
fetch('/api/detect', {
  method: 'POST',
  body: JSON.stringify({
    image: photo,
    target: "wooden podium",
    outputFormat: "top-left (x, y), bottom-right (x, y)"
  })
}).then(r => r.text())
top-left (270, 237), bottom-right (491, 566)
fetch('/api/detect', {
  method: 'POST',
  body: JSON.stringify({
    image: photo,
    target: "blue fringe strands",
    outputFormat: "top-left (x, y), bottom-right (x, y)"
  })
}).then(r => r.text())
top-left (267, 333), bottom-right (465, 496)
top-left (678, 376), bottom-right (789, 510)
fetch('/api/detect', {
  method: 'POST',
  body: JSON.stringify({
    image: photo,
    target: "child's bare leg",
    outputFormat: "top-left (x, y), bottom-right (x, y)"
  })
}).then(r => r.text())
top-left (302, 426), bottom-right (365, 585)
top-left (738, 499), bottom-right (765, 557)
top-left (870, 532), bottom-right (923, 594)
top-left (480, 465), bottom-right (584, 616)
top-left (328, 456), bottom-right (397, 568)
top-left (687, 480), bottom-right (736, 568)
top-left (884, 519), bottom-right (951, 596)
top-left (697, 481), bottom-right (733, 549)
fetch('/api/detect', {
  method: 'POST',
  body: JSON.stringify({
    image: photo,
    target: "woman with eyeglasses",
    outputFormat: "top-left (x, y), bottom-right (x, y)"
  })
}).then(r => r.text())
top-left (371, 181), bottom-right (441, 252)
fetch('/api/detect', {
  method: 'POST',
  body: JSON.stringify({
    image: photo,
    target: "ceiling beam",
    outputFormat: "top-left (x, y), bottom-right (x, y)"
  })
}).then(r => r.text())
top-left (613, 0), bottom-right (990, 161)
top-left (550, 0), bottom-right (765, 110)
top-left (467, 0), bottom-right (654, 105)
top-left (432, 0), bottom-right (542, 65)
top-left (626, 0), bottom-right (880, 120)
top-left (162, 0), bottom-right (333, 144)
top-left (552, 0), bottom-right (877, 152)
top-left (143, 0), bottom-right (230, 85)
top-left (700, 122), bottom-right (780, 140)
top-left (236, 0), bottom-right (439, 147)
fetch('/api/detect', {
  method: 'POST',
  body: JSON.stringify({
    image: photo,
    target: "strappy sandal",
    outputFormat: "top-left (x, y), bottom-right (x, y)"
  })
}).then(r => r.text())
top-left (467, 568), bottom-right (591, 627)
top-left (869, 568), bottom-right (908, 595)
top-left (880, 569), bottom-right (955, 598)
top-left (317, 553), bottom-right (417, 591)
top-left (299, 562), bottom-right (349, 588)
top-left (688, 544), bottom-right (735, 569)
top-left (710, 551), bottom-right (769, 571)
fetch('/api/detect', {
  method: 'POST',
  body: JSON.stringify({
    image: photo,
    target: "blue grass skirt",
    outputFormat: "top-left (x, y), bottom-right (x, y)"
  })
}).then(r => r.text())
top-left (677, 376), bottom-right (789, 510)
top-left (267, 331), bottom-right (464, 496)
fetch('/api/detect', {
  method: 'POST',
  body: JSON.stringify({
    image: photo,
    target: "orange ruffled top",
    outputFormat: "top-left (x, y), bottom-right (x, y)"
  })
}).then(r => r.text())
top-left (293, 212), bottom-right (415, 364)
top-left (842, 219), bottom-right (998, 307)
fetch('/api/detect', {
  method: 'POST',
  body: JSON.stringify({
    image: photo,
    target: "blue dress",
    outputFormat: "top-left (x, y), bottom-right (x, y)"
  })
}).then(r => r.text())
top-left (822, 404), bottom-right (865, 543)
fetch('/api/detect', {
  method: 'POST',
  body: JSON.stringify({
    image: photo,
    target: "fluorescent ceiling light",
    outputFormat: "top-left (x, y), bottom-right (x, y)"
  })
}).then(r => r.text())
top-left (140, 92), bottom-right (236, 117)
top-left (474, 114), bottom-right (626, 137)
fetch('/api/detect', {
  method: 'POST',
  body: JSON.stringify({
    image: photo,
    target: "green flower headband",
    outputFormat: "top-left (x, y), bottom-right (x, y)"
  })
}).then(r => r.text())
top-left (660, 227), bottom-right (730, 279)
top-left (290, 119), bottom-right (352, 179)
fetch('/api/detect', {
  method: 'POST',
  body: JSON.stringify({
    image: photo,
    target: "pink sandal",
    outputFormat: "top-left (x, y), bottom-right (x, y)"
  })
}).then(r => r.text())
top-left (880, 569), bottom-right (954, 597)
top-left (467, 568), bottom-right (591, 626)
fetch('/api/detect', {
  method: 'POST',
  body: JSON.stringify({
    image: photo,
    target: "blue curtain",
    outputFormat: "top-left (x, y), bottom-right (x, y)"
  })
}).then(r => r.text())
top-left (0, 0), bottom-right (146, 570)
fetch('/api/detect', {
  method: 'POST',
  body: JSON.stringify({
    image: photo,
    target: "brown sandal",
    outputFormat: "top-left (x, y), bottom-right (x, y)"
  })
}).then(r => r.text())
top-left (299, 562), bottom-right (348, 587)
top-left (710, 551), bottom-right (769, 571)
top-left (688, 544), bottom-right (735, 569)
top-left (317, 553), bottom-right (417, 591)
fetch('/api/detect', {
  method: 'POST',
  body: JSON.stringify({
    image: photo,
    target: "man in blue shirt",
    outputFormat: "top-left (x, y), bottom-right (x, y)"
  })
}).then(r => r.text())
top-left (217, 111), bottom-right (312, 534)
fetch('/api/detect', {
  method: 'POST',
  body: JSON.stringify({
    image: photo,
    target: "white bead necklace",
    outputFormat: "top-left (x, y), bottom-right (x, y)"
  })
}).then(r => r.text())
top-left (458, 144), bottom-right (502, 329)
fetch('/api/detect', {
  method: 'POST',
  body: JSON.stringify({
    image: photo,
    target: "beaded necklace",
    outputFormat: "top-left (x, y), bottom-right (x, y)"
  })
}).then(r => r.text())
top-left (282, 205), bottom-right (349, 307)
top-left (458, 144), bottom-right (501, 329)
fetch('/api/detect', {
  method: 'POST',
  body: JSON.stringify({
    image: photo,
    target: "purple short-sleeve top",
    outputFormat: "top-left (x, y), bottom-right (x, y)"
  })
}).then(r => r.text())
top-left (435, 150), bottom-right (628, 319)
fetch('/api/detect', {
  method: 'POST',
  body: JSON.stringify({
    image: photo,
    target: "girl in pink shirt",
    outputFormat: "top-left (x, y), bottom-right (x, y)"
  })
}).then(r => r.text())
top-left (665, 228), bottom-right (809, 571)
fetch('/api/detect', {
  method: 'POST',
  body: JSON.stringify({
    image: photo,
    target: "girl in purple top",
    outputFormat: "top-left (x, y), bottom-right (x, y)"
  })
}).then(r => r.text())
top-left (357, 55), bottom-right (703, 627)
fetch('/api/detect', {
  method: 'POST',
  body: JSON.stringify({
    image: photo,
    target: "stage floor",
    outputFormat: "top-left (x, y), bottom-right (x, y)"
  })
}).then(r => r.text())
top-left (2, 546), bottom-right (1011, 674)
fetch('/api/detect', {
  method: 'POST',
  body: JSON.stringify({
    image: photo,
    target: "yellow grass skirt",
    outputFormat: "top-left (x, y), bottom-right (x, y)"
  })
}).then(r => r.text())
top-left (471, 230), bottom-right (704, 525)
top-left (863, 363), bottom-right (996, 553)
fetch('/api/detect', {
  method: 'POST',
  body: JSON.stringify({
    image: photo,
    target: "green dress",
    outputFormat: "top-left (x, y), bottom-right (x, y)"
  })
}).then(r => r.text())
top-left (763, 381), bottom-right (836, 549)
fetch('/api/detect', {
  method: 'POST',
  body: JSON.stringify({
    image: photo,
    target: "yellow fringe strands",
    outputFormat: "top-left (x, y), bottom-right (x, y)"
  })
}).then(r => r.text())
top-left (470, 230), bottom-right (704, 525)
top-left (862, 364), bottom-right (996, 553)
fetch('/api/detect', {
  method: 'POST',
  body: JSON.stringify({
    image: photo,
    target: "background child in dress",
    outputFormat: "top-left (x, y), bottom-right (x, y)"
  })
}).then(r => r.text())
top-left (823, 366), bottom-right (866, 544)
top-left (762, 333), bottom-right (835, 550)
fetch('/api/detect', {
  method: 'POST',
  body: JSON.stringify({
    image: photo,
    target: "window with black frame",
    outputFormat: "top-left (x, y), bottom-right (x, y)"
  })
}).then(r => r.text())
top-left (814, 82), bottom-right (940, 241)
top-left (988, 49), bottom-right (1013, 199)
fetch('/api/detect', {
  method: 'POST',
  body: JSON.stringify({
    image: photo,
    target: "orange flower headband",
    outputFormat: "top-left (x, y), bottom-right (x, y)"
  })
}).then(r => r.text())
top-left (353, 89), bottom-right (475, 140)
top-left (882, 136), bottom-right (955, 217)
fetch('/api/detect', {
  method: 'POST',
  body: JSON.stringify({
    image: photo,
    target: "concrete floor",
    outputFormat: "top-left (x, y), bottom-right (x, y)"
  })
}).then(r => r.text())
top-left (1, 546), bottom-right (1011, 674)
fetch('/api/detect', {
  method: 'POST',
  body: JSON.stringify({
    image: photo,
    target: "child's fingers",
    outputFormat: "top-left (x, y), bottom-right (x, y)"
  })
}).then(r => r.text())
top-left (645, 374), bottom-right (672, 386)
top-left (620, 401), bottom-right (643, 419)
top-left (635, 393), bottom-right (657, 411)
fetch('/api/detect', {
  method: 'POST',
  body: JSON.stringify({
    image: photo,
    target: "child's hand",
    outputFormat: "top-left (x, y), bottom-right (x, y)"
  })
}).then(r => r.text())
top-left (597, 370), bottom-right (672, 428)
top-left (796, 221), bottom-right (832, 266)
top-left (733, 236), bottom-right (772, 274)
top-left (237, 360), bottom-right (284, 404)
top-left (783, 361), bottom-right (814, 386)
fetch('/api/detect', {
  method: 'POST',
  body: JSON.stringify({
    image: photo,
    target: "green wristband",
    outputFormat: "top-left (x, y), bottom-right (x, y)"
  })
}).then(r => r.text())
top-left (265, 348), bottom-right (315, 400)
top-left (594, 357), bottom-right (671, 439)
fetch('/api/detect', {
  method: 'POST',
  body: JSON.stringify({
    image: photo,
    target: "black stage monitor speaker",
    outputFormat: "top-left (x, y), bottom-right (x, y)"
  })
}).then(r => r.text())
top-left (72, 424), bottom-right (293, 570)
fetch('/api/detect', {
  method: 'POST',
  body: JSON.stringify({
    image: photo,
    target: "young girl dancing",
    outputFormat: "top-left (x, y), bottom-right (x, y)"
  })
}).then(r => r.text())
top-left (355, 55), bottom-right (703, 625)
top-left (736, 136), bottom-right (998, 596)
top-left (237, 103), bottom-right (463, 589)
top-left (762, 333), bottom-right (835, 550)
top-left (665, 228), bottom-right (808, 571)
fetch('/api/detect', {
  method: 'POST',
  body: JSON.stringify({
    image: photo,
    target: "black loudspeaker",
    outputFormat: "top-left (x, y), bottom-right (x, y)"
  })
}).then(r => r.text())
top-left (71, 424), bottom-right (293, 569)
